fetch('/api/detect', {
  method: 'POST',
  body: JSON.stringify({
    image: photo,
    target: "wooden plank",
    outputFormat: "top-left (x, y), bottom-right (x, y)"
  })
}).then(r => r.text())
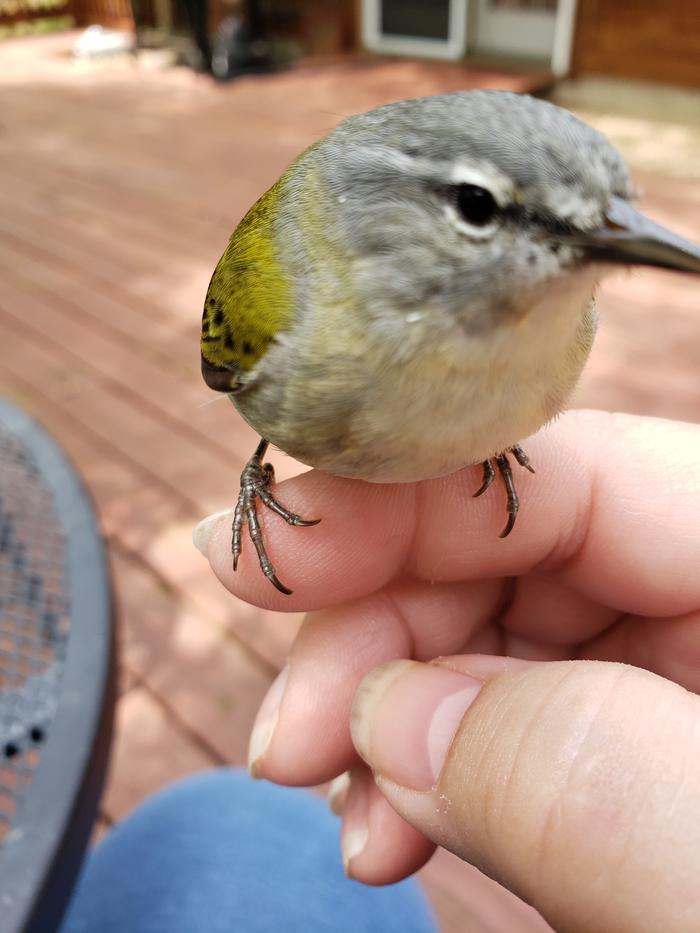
top-left (0, 254), bottom-right (306, 514)
top-left (114, 547), bottom-right (281, 763)
top-left (100, 687), bottom-right (214, 822)
top-left (0, 310), bottom-right (232, 508)
top-left (0, 258), bottom-right (246, 467)
top-left (0, 369), bottom-right (300, 671)
top-left (0, 162), bottom-right (226, 269)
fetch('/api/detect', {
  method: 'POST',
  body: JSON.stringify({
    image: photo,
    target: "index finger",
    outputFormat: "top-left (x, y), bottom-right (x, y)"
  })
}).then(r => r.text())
top-left (198, 410), bottom-right (700, 618)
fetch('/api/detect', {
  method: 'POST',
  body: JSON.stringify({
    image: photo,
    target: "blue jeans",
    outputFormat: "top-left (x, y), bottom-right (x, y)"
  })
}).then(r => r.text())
top-left (61, 769), bottom-right (437, 933)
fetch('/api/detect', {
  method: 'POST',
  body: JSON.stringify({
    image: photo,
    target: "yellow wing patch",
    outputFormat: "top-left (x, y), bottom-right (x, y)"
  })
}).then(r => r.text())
top-left (201, 175), bottom-right (294, 386)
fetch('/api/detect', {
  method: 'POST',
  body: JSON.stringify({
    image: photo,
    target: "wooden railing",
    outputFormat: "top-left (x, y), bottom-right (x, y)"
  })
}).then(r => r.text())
top-left (72, 0), bottom-right (133, 28)
top-left (0, 0), bottom-right (135, 31)
top-left (0, 0), bottom-right (74, 33)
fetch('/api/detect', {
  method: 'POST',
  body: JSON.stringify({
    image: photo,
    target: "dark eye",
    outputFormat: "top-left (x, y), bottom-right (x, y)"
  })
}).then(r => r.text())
top-left (455, 184), bottom-right (498, 226)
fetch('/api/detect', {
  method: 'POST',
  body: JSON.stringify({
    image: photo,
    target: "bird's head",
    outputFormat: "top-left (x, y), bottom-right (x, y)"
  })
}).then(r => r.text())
top-left (297, 91), bottom-right (700, 334)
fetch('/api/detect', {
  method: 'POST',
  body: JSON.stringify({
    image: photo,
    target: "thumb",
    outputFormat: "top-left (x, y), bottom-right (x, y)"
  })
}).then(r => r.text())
top-left (350, 657), bottom-right (700, 933)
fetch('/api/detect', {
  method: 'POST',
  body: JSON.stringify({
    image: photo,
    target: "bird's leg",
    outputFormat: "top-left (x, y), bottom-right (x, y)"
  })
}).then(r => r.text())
top-left (473, 445), bottom-right (535, 538)
top-left (495, 453), bottom-right (519, 538)
top-left (232, 438), bottom-right (320, 595)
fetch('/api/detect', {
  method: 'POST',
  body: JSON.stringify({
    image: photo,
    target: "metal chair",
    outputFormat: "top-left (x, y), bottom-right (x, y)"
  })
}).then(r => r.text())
top-left (0, 398), bottom-right (115, 933)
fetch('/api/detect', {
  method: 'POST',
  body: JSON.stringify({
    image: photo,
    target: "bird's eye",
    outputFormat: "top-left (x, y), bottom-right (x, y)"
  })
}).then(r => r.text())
top-left (455, 184), bottom-right (498, 226)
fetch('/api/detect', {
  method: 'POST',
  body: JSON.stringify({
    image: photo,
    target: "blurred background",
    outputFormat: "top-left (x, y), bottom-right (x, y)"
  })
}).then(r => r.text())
top-left (0, 1), bottom-right (698, 929)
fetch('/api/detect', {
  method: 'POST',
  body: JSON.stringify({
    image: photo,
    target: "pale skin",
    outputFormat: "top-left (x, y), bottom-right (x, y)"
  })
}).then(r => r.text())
top-left (197, 409), bottom-right (700, 933)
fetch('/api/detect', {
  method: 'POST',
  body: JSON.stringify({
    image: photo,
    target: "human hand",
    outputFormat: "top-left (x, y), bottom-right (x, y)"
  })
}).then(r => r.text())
top-left (195, 410), bottom-right (700, 933)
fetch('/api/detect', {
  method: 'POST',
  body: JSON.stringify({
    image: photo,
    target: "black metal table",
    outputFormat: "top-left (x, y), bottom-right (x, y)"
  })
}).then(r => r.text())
top-left (0, 398), bottom-right (115, 933)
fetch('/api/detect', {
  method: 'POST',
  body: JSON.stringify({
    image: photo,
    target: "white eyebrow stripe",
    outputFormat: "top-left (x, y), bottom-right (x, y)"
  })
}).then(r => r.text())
top-left (448, 162), bottom-right (513, 206)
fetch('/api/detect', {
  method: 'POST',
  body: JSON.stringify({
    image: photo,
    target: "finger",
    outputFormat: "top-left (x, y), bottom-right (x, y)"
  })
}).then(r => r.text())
top-left (197, 412), bottom-right (700, 620)
top-left (351, 657), bottom-right (700, 933)
top-left (327, 771), bottom-right (351, 816)
top-left (249, 578), bottom-right (501, 785)
top-left (336, 767), bottom-right (554, 932)
top-left (583, 609), bottom-right (700, 693)
top-left (499, 571), bottom-right (619, 646)
top-left (411, 412), bottom-right (700, 618)
top-left (196, 473), bottom-right (416, 610)
top-left (341, 767), bottom-right (435, 885)
top-left (500, 632), bottom-right (575, 661)
top-left (391, 576), bottom-right (504, 660)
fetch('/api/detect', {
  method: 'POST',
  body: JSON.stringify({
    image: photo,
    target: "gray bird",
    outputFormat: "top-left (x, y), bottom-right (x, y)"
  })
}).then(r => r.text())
top-left (200, 90), bottom-right (700, 593)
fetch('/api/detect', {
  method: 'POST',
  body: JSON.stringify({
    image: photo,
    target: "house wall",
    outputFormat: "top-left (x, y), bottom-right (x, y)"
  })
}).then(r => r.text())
top-left (572, 0), bottom-right (700, 88)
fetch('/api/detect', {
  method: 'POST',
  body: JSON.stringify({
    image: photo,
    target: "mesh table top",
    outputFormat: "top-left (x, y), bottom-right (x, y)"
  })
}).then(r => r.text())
top-left (1, 426), bottom-right (71, 843)
top-left (0, 399), bottom-right (114, 933)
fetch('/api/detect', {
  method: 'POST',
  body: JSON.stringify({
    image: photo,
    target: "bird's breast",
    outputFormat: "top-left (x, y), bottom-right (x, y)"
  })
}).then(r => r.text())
top-left (236, 270), bottom-right (599, 483)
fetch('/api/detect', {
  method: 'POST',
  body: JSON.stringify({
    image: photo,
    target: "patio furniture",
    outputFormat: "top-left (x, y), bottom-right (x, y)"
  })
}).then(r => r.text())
top-left (0, 398), bottom-right (115, 933)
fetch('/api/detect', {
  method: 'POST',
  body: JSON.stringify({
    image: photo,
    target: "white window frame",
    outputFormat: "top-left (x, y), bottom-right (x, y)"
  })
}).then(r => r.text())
top-left (550, 0), bottom-right (578, 76)
top-left (361, 0), bottom-right (468, 62)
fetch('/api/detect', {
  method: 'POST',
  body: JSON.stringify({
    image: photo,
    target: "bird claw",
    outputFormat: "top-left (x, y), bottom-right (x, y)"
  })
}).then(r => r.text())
top-left (231, 440), bottom-right (320, 595)
top-left (474, 444), bottom-right (534, 537)
top-left (499, 510), bottom-right (517, 539)
top-left (473, 459), bottom-right (496, 498)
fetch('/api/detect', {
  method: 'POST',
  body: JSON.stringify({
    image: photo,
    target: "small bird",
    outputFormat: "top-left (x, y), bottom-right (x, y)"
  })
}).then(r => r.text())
top-left (200, 90), bottom-right (700, 594)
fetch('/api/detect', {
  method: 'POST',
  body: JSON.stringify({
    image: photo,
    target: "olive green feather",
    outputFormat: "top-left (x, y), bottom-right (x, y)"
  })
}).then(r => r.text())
top-left (201, 174), bottom-right (294, 387)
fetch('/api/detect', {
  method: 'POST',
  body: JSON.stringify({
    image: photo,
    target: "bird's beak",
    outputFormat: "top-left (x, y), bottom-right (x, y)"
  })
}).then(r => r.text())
top-left (576, 195), bottom-right (700, 274)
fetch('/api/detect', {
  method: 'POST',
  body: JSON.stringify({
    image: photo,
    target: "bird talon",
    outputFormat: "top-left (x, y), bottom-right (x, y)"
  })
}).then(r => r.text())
top-left (511, 443), bottom-right (535, 474)
top-left (473, 459), bottom-right (496, 498)
top-left (475, 446), bottom-right (533, 537)
top-left (268, 573), bottom-right (293, 596)
top-left (499, 513), bottom-right (517, 538)
top-left (291, 515), bottom-right (322, 528)
top-left (230, 439), bottom-right (318, 593)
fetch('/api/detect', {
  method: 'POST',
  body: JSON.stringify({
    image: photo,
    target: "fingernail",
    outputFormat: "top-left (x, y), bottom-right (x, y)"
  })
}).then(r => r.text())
top-left (327, 772), bottom-right (351, 815)
top-left (341, 772), bottom-right (369, 875)
top-left (351, 660), bottom-right (483, 791)
top-left (192, 509), bottom-right (232, 557)
top-left (248, 666), bottom-right (289, 778)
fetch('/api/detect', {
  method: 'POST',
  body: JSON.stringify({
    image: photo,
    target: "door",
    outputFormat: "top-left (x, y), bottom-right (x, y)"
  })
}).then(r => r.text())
top-left (473, 0), bottom-right (559, 59)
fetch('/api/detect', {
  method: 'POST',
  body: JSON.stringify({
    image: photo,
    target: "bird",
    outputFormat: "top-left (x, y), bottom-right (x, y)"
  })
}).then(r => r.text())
top-left (200, 90), bottom-right (700, 595)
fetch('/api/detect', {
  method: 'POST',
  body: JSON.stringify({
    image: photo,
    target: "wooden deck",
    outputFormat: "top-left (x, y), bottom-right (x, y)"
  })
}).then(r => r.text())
top-left (1, 32), bottom-right (699, 931)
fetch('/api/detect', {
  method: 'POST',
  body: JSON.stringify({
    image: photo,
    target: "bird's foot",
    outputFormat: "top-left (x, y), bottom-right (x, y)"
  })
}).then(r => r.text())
top-left (473, 444), bottom-right (535, 538)
top-left (232, 439), bottom-right (321, 595)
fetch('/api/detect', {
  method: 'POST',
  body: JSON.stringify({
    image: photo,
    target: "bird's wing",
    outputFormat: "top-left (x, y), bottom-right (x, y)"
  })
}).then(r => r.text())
top-left (200, 179), bottom-right (294, 395)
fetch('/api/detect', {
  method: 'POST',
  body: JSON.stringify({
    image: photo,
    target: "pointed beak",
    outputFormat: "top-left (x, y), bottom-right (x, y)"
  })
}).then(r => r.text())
top-left (576, 195), bottom-right (700, 274)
